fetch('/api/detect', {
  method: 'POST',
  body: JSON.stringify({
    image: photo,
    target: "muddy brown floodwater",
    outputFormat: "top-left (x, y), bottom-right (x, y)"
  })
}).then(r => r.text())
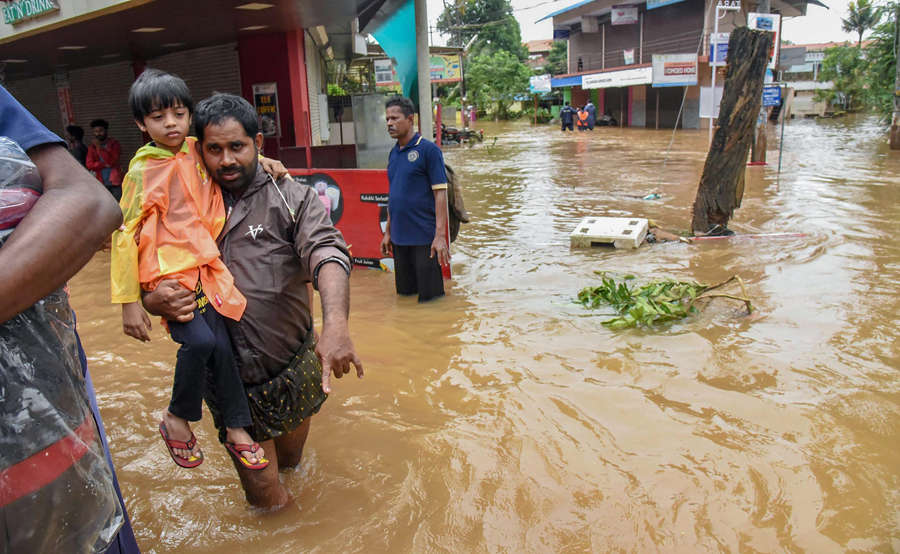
top-left (68, 114), bottom-right (899, 553)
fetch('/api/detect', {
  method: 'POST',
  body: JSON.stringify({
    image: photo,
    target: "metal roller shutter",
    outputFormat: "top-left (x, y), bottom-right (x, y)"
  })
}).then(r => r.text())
top-left (5, 75), bottom-right (64, 138)
top-left (68, 61), bottom-right (144, 161)
top-left (305, 32), bottom-right (324, 146)
top-left (147, 43), bottom-right (241, 110)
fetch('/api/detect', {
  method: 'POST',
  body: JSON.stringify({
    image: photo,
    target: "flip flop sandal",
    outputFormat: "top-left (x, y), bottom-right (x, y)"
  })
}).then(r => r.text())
top-left (225, 442), bottom-right (269, 470)
top-left (159, 421), bottom-right (203, 468)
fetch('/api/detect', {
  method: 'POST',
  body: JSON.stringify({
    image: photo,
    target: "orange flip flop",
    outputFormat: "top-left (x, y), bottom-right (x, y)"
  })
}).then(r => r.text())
top-left (225, 442), bottom-right (269, 470)
top-left (158, 421), bottom-right (203, 468)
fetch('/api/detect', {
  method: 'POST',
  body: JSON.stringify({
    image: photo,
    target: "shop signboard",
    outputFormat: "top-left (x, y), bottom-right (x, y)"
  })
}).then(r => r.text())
top-left (252, 82), bottom-right (280, 138)
top-left (529, 74), bottom-right (552, 93)
top-left (652, 54), bottom-right (698, 87)
top-left (709, 32), bottom-right (729, 66)
top-left (374, 59), bottom-right (396, 86)
top-left (288, 168), bottom-right (451, 276)
top-left (805, 51), bottom-right (825, 62)
top-left (762, 84), bottom-right (781, 106)
top-left (646, 0), bottom-right (685, 9)
top-left (716, 0), bottom-right (741, 10)
top-left (2, 0), bottom-right (59, 25)
top-left (53, 71), bottom-right (74, 127)
top-left (611, 5), bottom-right (639, 25)
top-left (429, 54), bottom-right (462, 83)
top-left (582, 66), bottom-right (652, 89)
top-left (748, 12), bottom-right (781, 70)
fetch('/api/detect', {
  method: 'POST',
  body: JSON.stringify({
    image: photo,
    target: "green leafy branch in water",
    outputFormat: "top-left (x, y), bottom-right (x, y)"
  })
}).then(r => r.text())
top-left (577, 273), bottom-right (753, 330)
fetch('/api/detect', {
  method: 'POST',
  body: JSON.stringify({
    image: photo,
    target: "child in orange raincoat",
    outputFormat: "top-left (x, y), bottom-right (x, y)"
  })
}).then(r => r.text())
top-left (111, 69), bottom-right (268, 470)
top-left (576, 107), bottom-right (589, 131)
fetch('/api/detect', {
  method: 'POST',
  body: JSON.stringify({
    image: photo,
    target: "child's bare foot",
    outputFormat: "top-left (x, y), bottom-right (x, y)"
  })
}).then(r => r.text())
top-left (161, 411), bottom-right (202, 462)
top-left (225, 427), bottom-right (265, 465)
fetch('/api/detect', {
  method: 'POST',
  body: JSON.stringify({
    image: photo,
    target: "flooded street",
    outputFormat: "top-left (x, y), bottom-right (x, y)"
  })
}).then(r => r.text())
top-left (69, 115), bottom-right (899, 553)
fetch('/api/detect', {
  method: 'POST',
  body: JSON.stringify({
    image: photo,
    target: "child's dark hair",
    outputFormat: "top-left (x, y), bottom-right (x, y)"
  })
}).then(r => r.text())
top-left (128, 69), bottom-right (193, 121)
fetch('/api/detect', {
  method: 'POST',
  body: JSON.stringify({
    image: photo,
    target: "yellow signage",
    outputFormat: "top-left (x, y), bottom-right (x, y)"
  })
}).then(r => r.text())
top-left (430, 54), bottom-right (462, 83)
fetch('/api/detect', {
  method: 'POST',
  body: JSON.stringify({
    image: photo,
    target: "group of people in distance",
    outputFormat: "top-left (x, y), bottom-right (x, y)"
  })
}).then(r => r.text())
top-left (559, 100), bottom-right (617, 132)
top-left (3, 57), bottom-right (454, 550)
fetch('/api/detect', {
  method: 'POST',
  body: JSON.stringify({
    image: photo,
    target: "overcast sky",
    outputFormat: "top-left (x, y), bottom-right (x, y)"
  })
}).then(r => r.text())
top-left (425, 0), bottom-right (861, 47)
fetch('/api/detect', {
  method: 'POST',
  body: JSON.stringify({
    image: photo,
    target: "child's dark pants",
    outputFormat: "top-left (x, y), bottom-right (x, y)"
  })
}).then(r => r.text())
top-left (167, 304), bottom-right (251, 431)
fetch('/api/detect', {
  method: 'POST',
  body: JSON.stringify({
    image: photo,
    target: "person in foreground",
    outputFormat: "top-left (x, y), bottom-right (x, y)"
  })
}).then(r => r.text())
top-left (111, 69), bottom-right (265, 470)
top-left (0, 84), bottom-right (140, 553)
top-left (380, 96), bottom-right (450, 302)
top-left (142, 93), bottom-right (364, 509)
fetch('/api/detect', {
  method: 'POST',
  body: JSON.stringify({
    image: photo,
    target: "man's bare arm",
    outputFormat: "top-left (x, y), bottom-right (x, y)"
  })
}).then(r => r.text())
top-left (314, 262), bottom-right (363, 394)
top-left (0, 144), bottom-right (122, 323)
top-left (430, 188), bottom-right (450, 266)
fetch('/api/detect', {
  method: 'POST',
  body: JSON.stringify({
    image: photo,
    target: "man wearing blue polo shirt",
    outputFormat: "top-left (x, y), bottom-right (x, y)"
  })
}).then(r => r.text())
top-left (380, 96), bottom-right (450, 302)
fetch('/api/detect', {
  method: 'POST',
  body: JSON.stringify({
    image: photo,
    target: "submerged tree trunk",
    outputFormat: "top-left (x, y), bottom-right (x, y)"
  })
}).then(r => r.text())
top-left (692, 27), bottom-right (773, 235)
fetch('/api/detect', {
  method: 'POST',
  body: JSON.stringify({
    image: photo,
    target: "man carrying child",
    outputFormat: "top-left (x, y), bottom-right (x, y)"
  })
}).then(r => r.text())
top-left (131, 87), bottom-right (363, 509)
top-left (112, 70), bottom-right (266, 469)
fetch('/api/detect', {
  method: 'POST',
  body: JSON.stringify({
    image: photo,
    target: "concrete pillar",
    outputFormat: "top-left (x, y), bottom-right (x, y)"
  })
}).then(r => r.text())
top-left (415, 0), bottom-right (432, 141)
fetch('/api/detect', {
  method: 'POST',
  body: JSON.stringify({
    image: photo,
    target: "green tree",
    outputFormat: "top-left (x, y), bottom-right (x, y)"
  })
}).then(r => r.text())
top-left (842, 0), bottom-right (882, 47)
top-left (862, 8), bottom-right (899, 118)
top-left (465, 50), bottom-right (531, 119)
top-left (545, 41), bottom-right (568, 75)
top-left (437, 0), bottom-right (528, 60)
top-left (816, 44), bottom-right (867, 109)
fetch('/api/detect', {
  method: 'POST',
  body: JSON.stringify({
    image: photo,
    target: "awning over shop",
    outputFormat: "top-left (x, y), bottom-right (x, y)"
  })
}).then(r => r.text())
top-left (0, 0), bottom-right (383, 81)
top-left (365, 0), bottom-right (418, 100)
top-left (551, 75), bottom-right (583, 88)
top-left (551, 65), bottom-right (653, 89)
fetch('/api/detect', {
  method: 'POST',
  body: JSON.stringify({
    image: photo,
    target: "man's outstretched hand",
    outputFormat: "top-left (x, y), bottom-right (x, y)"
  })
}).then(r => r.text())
top-left (316, 324), bottom-right (363, 394)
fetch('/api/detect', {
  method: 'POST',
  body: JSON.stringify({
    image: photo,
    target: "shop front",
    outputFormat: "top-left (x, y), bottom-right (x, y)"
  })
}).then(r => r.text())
top-left (1, 0), bottom-right (407, 268)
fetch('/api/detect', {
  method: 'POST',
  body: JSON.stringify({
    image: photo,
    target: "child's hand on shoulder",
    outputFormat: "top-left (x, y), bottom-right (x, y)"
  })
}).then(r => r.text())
top-left (260, 156), bottom-right (289, 179)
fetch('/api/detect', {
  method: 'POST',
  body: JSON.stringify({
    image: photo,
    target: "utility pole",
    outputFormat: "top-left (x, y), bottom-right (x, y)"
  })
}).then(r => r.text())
top-left (891, 3), bottom-right (900, 149)
top-left (416, 0), bottom-right (433, 141)
top-left (750, 0), bottom-right (770, 163)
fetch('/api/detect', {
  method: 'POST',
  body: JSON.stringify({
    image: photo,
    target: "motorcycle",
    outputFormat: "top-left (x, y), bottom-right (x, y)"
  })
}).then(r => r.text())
top-left (435, 123), bottom-right (484, 145)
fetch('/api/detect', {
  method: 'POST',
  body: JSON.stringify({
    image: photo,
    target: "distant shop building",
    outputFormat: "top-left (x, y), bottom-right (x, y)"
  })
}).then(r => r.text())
top-left (779, 41), bottom-right (870, 117)
top-left (0, 0), bottom-right (426, 269)
top-left (539, 0), bottom-right (825, 129)
top-left (525, 39), bottom-right (554, 70)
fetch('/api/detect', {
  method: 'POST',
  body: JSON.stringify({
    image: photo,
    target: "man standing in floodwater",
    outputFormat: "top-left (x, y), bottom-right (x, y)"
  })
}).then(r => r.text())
top-left (584, 99), bottom-right (597, 130)
top-left (380, 96), bottom-right (450, 302)
top-left (560, 102), bottom-right (576, 132)
top-left (143, 93), bottom-right (363, 509)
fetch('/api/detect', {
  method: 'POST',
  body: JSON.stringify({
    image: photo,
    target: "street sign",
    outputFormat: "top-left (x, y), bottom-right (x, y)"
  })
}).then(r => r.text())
top-left (709, 33), bottom-right (729, 66)
top-left (762, 85), bottom-right (782, 107)
top-left (716, 0), bottom-right (741, 10)
top-left (529, 74), bottom-right (552, 93)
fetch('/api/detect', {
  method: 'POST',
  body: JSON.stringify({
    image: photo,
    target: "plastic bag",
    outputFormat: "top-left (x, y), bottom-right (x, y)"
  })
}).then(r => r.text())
top-left (0, 137), bottom-right (123, 552)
